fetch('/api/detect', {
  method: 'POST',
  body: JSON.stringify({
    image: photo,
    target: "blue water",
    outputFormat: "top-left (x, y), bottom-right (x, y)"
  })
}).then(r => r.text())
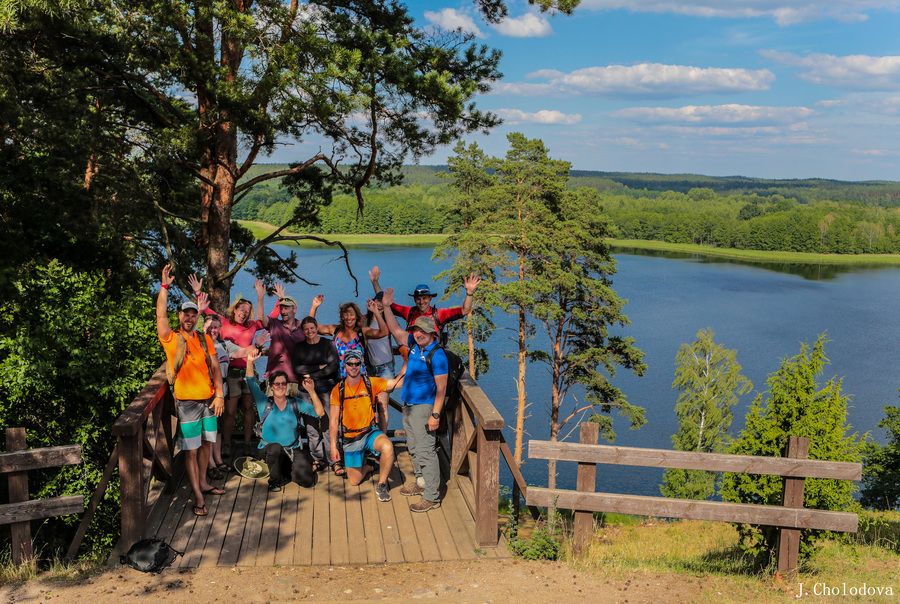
top-left (232, 245), bottom-right (900, 496)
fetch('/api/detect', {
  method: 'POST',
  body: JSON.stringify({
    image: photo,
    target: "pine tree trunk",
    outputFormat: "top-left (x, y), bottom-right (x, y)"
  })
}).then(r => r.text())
top-left (514, 302), bottom-right (527, 466)
top-left (547, 318), bottom-right (563, 492)
top-left (467, 312), bottom-right (476, 378)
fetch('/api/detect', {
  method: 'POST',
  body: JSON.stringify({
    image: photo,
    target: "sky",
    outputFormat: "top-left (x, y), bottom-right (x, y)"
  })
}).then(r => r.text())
top-left (271, 1), bottom-right (900, 181)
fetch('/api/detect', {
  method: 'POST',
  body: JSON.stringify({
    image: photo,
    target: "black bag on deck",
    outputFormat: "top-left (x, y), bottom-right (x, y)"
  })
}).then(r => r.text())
top-left (120, 538), bottom-right (183, 573)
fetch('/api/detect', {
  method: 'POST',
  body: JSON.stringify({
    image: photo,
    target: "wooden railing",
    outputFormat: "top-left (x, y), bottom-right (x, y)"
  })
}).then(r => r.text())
top-left (526, 422), bottom-right (862, 573)
top-left (111, 364), bottom-right (176, 551)
top-left (1, 428), bottom-right (84, 563)
top-left (448, 373), bottom-right (534, 547)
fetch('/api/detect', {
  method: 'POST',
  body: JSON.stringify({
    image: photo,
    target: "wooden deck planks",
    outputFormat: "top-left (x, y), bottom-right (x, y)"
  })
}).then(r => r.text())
top-left (327, 470), bottom-right (350, 565)
top-left (195, 472), bottom-right (242, 568)
top-left (148, 450), bottom-right (493, 567)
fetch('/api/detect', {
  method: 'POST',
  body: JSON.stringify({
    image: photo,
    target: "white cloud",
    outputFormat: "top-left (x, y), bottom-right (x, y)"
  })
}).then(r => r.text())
top-left (493, 63), bottom-right (773, 98)
top-left (492, 13), bottom-right (552, 37)
top-left (761, 51), bottom-right (900, 90)
top-left (495, 108), bottom-right (583, 125)
top-left (577, 1), bottom-right (900, 26)
top-left (424, 8), bottom-right (485, 38)
top-left (613, 104), bottom-right (814, 125)
top-left (853, 148), bottom-right (889, 156)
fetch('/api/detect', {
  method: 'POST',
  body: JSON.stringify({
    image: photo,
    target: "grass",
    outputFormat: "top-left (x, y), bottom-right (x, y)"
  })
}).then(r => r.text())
top-left (608, 238), bottom-right (900, 266)
top-left (0, 553), bottom-right (103, 587)
top-left (238, 221), bottom-right (447, 247)
top-left (564, 511), bottom-right (900, 603)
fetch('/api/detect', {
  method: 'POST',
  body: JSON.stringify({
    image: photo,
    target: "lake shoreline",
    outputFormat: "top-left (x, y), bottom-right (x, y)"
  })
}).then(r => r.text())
top-left (239, 221), bottom-right (900, 266)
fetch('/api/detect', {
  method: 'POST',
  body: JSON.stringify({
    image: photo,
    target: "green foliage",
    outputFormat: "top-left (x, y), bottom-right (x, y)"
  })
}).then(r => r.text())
top-left (0, 261), bottom-right (160, 558)
top-left (861, 404), bottom-right (900, 510)
top-left (506, 514), bottom-right (563, 561)
top-left (661, 329), bottom-right (752, 500)
top-left (720, 335), bottom-right (862, 562)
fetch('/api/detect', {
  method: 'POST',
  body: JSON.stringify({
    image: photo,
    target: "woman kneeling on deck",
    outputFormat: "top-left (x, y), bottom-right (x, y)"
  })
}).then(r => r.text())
top-left (245, 347), bottom-right (324, 492)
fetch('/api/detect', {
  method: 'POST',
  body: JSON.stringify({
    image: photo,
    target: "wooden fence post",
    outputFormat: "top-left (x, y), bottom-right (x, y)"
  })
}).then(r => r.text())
top-left (118, 430), bottom-right (145, 550)
top-left (475, 427), bottom-right (501, 547)
top-left (5, 428), bottom-right (33, 564)
top-left (777, 436), bottom-right (809, 574)
top-left (573, 422), bottom-right (599, 554)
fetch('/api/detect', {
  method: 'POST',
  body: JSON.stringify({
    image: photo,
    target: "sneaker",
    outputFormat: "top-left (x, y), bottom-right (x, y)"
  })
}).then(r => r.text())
top-left (409, 499), bottom-right (441, 513)
top-left (375, 482), bottom-right (391, 502)
top-left (416, 476), bottom-right (425, 488)
top-left (399, 482), bottom-right (424, 497)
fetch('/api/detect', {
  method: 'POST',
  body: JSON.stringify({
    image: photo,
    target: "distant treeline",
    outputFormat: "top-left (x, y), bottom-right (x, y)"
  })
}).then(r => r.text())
top-left (234, 165), bottom-right (900, 253)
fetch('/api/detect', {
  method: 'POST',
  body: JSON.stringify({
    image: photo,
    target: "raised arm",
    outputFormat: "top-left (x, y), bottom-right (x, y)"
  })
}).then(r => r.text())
top-left (156, 265), bottom-right (175, 340)
top-left (189, 273), bottom-right (221, 318)
top-left (369, 265), bottom-right (383, 294)
top-left (461, 273), bottom-right (480, 316)
top-left (380, 288), bottom-right (409, 343)
top-left (362, 298), bottom-right (388, 338)
top-left (301, 376), bottom-right (326, 417)
top-left (254, 278), bottom-right (268, 327)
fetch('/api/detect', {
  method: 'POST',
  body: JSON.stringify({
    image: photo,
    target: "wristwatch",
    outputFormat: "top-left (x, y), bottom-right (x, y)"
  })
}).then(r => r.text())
top-left (431, 412), bottom-right (440, 420)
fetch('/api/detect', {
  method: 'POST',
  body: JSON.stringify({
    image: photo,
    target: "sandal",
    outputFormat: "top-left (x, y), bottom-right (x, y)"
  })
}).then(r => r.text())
top-left (192, 504), bottom-right (208, 517)
top-left (331, 462), bottom-right (346, 477)
top-left (311, 460), bottom-right (325, 474)
top-left (202, 487), bottom-right (225, 495)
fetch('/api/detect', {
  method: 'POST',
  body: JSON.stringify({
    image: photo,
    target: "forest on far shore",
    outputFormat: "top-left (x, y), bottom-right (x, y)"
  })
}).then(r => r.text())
top-left (235, 164), bottom-right (900, 255)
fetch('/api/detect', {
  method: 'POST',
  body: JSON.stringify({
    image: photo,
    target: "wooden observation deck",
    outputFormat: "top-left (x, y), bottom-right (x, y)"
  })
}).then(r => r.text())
top-left (111, 366), bottom-right (524, 565)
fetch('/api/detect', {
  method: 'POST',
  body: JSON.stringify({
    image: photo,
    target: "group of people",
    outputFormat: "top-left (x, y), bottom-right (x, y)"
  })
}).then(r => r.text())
top-left (155, 263), bottom-right (480, 517)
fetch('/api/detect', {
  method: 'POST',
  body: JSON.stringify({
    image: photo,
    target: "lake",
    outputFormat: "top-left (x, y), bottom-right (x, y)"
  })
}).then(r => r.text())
top-left (233, 244), bottom-right (900, 496)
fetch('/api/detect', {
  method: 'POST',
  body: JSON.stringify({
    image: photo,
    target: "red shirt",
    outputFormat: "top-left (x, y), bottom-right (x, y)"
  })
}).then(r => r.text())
top-left (201, 308), bottom-right (263, 370)
top-left (389, 303), bottom-right (463, 333)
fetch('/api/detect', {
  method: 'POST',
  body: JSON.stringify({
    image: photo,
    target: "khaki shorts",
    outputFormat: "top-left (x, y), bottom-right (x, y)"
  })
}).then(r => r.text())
top-left (226, 368), bottom-right (251, 397)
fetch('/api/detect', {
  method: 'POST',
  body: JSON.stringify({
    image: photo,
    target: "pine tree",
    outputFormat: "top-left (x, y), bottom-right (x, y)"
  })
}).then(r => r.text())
top-left (860, 403), bottom-right (900, 510)
top-left (720, 334), bottom-right (862, 562)
top-left (660, 329), bottom-right (751, 500)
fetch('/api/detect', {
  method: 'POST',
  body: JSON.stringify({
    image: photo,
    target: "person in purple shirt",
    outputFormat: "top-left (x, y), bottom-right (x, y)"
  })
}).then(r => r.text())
top-left (259, 282), bottom-right (306, 396)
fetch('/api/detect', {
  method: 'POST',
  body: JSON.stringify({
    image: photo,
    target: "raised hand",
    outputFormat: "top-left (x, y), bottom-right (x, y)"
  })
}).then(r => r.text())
top-left (369, 265), bottom-right (380, 282)
top-left (311, 294), bottom-right (325, 308)
top-left (246, 346), bottom-right (260, 365)
top-left (366, 298), bottom-right (379, 313)
top-left (381, 287), bottom-right (395, 305)
top-left (254, 278), bottom-right (266, 299)
top-left (301, 375), bottom-right (315, 394)
top-left (187, 273), bottom-right (203, 295)
top-left (196, 291), bottom-right (210, 313)
top-left (274, 283), bottom-right (287, 299)
top-left (255, 332), bottom-right (271, 348)
top-left (161, 264), bottom-right (175, 287)
top-left (464, 273), bottom-right (481, 295)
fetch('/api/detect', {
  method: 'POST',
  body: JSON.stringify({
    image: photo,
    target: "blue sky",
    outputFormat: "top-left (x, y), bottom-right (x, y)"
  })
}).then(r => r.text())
top-left (272, 1), bottom-right (900, 181)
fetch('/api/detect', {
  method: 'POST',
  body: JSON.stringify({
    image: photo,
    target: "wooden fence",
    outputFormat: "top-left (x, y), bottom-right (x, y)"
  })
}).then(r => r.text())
top-left (1, 428), bottom-right (84, 563)
top-left (526, 422), bottom-right (862, 573)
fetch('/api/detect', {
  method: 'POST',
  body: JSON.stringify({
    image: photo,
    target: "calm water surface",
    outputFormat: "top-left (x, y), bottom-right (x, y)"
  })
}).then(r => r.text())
top-left (233, 245), bottom-right (900, 495)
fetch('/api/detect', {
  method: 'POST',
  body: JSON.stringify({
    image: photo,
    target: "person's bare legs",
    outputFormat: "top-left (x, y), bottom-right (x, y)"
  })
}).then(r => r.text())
top-left (374, 435), bottom-right (394, 486)
top-left (241, 391), bottom-right (254, 447)
top-left (185, 448), bottom-right (205, 511)
top-left (222, 396), bottom-right (238, 454)
top-left (197, 440), bottom-right (219, 492)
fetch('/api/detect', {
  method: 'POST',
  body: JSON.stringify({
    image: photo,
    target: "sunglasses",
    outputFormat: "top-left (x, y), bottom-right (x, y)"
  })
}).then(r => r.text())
top-left (272, 382), bottom-right (288, 387)
top-left (345, 361), bottom-right (362, 367)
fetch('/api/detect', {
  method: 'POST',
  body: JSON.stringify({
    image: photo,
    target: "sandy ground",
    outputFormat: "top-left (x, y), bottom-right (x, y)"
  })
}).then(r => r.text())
top-left (0, 558), bottom-right (739, 604)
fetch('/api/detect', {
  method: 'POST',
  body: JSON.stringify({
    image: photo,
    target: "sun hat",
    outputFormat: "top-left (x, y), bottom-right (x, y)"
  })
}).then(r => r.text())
top-left (180, 301), bottom-right (199, 312)
top-left (234, 456), bottom-right (270, 480)
top-left (409, 284), bottom-right (438, 297)
top-left (410, 316), bottom-right (437, 334)
top-left (278, 296), bottom-right (297, 307)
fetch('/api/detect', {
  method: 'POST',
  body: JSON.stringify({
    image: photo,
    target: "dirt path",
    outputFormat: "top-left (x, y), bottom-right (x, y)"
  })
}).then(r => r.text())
top-left (2, 559), bottom-right (742, 603)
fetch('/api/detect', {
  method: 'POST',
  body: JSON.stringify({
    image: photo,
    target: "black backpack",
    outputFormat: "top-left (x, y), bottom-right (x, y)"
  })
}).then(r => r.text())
top-left (424, 345), bottom-right (465, 429)
top-left (120, 538), bottom-right (183, 573)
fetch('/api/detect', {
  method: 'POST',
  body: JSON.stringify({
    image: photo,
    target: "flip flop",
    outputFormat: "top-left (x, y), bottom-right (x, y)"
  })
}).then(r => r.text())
top-left (202, 487), bottom-right (225, 495)
top-left (192, 504), bottom-right (208, 517)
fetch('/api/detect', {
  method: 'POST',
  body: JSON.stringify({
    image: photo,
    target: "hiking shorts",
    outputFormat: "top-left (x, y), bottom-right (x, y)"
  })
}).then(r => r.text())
top-left (175, 398), bottom-right (217, 451)
top-left (341, 429), bottom-right (384, 469)
top-left (226, 368), bottom-right (251, 397)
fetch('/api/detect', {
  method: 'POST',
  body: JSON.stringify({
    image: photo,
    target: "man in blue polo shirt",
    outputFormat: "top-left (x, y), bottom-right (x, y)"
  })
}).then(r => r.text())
top-left (381, 288), bottom-right (447, 512)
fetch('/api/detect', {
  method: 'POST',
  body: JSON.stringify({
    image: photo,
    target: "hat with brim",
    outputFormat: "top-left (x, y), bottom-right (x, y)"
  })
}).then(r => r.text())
top-left (234, 456), bottom-right (269, 480)
top-left (409, 283), bottom-right (438, 297)
top-left (180, 301), bottom-right (199, 312)
top-left (278, 296), bottom-right (297, 308)
top-left (410, 316), bottom-right (438, 335)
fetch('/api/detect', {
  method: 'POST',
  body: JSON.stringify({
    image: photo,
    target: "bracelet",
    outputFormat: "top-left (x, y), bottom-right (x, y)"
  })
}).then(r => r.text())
top-left (161, 283), bottom-right (170, 290)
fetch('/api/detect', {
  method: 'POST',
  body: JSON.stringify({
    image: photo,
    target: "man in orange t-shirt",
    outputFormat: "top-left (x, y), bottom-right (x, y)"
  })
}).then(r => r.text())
top-left (329, 349), bottom-right (404, 502)
top-left (157, 264), bottom-right (226, 517)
